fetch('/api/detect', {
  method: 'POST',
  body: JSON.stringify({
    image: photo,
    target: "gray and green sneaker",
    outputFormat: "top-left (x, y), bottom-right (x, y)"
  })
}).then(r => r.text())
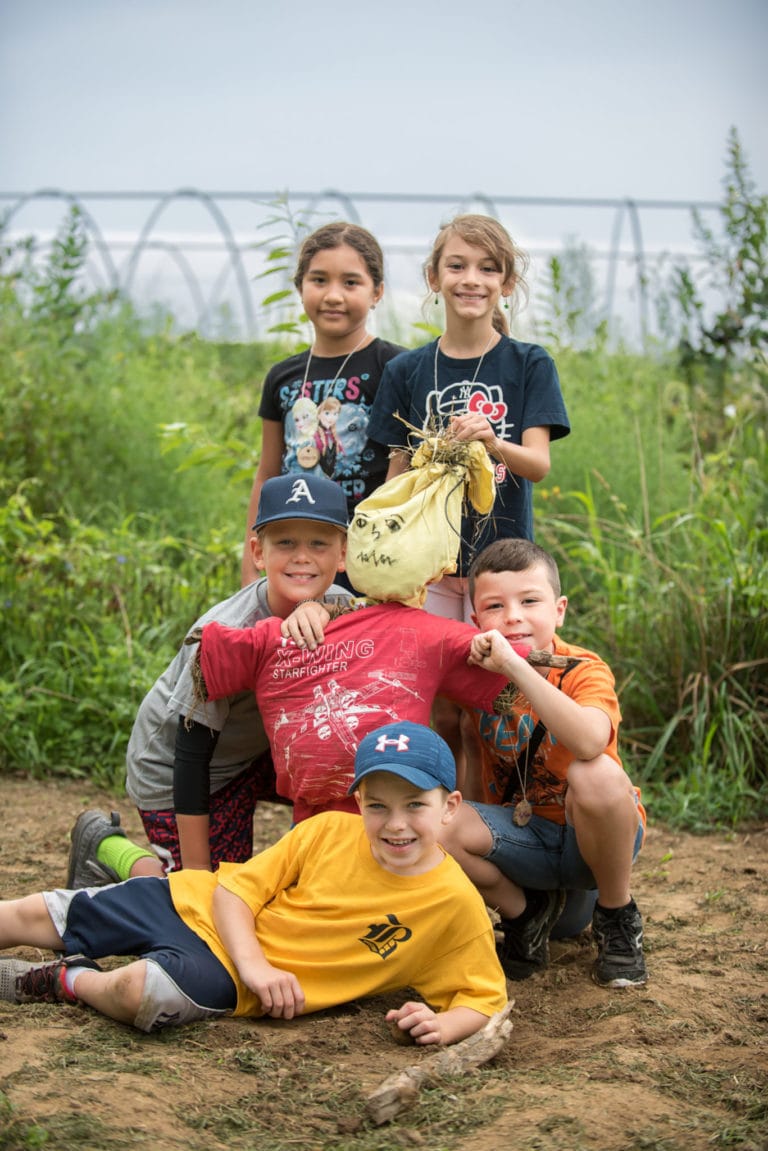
top-left (66, 809), bottom-right (125, 889)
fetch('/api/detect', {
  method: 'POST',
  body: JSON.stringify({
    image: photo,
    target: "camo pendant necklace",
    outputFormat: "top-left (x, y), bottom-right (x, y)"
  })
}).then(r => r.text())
top-left (512, 699), bottom-right (536, 827)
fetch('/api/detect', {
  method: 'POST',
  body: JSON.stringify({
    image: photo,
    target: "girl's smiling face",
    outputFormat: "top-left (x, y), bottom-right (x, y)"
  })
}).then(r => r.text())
top-left (300, 244), bottom-right (383, 352)
top-left (429, 235), bottom-right (511, 326)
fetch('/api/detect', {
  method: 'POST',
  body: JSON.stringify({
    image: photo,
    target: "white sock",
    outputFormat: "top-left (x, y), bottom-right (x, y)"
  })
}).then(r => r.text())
top-left (62, 965), bottom-right (91, 1000)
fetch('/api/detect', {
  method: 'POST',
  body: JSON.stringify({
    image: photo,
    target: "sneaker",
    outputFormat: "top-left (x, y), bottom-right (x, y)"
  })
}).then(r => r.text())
top-left (591, 899), bottom-right (648, 988)
top-left (2, 954), bottom-right (103, 1004)
top-left (496, 888), bottom-right (567, 980)
top-left (67, 809), bottom-right (126, 889)
top-left (0, 958), bottom-right (38, 1002)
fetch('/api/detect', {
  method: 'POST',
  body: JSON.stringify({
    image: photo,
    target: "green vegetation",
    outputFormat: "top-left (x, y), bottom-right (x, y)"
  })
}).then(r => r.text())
top-left (1, 135), bottom-right (765, 827)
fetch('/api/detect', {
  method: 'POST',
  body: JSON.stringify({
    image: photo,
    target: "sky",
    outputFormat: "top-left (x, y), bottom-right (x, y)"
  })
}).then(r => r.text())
top-left (1, 0), bottom-right (765, 338)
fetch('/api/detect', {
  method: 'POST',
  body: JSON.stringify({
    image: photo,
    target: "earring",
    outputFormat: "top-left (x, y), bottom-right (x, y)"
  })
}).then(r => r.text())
top-left (503, 297), bottom-right (509, 310)
top-left (434, 295), bottom-right (439, 306)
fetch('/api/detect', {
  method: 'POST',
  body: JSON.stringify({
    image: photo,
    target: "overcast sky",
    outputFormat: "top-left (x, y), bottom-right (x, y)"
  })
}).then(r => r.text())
top-left (1, 0), bottom-right (765, 340)
top-left (1, 0), bottom-right (765, 200)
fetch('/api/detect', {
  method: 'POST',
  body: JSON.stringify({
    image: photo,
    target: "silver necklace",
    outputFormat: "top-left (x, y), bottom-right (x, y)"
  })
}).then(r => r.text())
top-left (302, 332), bottom-right (370, 398)
top-left (433, 331), bottom-right (497, 416)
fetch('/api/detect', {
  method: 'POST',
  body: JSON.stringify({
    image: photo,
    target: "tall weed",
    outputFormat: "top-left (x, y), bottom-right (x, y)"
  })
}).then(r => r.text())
top-left (539, 418), bottom-right (767, 827)
top-left (0, 487), bottom-right (237, 785)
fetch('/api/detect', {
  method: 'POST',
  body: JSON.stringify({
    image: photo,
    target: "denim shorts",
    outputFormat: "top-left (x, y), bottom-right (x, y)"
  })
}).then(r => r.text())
top-left (468, 801), bottom-right (644, 893)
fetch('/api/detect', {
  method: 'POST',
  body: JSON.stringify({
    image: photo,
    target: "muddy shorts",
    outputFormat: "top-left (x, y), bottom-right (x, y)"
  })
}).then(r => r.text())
top-left (44, 877), bottom-right (237, 1027)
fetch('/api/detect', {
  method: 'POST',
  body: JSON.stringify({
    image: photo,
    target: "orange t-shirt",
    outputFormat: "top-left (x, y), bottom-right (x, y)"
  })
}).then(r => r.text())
top-left (471, 635), bottom-right (646, 832)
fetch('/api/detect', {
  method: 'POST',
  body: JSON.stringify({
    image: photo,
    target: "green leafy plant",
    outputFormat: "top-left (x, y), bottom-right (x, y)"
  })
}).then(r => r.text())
top-left (667, 128), bottom-right (768, 447)
top-left (251, 194), bottom-right (318, 343)
top-left (538, 237), bottom-right (608, 351)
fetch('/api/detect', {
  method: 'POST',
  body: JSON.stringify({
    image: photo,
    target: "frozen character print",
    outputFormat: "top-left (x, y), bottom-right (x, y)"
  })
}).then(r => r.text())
top-left (283, 398), bottom-right (322, 473)
top-left (315, 396), bottom-right (343, 476)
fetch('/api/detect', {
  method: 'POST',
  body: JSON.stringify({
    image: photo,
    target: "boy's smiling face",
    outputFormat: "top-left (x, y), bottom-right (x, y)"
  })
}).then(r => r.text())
top-left (471, 562), bottom-right (567, 652)
top-left (355, 772), bottom-right (460, 877)
top-left (252, 519), bottom-right (346, 619)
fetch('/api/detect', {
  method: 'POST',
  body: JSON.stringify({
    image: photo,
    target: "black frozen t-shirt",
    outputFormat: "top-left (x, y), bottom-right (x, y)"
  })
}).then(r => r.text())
top-left (258, 338), bottom-right (404, 512)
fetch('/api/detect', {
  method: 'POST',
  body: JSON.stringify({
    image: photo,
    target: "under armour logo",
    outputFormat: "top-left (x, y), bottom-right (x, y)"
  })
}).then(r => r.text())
top-left (286, 478), bottom-right (316, 506)
top-left (374, 733), bottom-right (410, 754)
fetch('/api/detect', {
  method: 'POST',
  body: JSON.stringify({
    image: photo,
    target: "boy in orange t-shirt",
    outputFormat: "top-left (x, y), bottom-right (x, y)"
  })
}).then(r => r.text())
top-left (439, 538), bottom-right (647, 990)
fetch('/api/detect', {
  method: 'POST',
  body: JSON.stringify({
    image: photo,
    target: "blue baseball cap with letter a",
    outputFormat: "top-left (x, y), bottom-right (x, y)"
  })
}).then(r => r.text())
top-left (253, 474), bottom-right (348, 531)
top-left (348, 721), bottom-right (457, 794)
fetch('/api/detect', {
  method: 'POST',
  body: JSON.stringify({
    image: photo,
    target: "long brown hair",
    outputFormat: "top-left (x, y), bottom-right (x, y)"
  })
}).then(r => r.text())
top-left (425, 214), bottom-right (530, 336)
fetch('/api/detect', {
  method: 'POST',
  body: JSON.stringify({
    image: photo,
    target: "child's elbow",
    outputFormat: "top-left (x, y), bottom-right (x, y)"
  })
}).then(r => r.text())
top-left (531, 456), bottom-right (551, 482)
top-left (570, 736), bottom-right (607, 762)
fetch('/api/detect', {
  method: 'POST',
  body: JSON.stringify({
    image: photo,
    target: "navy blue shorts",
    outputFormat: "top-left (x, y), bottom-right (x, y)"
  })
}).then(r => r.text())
top-left (60, 877), bottom-right (237, 1011)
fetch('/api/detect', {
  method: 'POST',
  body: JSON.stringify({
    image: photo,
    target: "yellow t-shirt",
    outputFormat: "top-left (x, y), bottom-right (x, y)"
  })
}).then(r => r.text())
top-left (168, 812), bottom-right (507, 1019)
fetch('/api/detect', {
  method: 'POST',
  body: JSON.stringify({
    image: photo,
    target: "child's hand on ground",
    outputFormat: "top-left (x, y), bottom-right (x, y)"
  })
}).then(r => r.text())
top-left (386, 1001), bottom-right (444, 1046)
top-left (240, 958), bottom-right (306, 1019)
top-left (280, 601), bottom-right (331, 650)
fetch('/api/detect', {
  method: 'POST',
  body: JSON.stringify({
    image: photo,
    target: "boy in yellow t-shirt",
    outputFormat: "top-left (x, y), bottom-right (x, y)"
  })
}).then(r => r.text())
top-left (0, 723), bottom-right (507, 1045)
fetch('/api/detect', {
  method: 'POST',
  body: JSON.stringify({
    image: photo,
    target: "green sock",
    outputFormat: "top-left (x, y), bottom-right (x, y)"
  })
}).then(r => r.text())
top-left (96, 836), bottom-right (155, 880)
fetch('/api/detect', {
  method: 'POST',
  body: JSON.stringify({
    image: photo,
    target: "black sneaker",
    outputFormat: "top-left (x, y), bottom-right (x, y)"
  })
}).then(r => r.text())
top-left (591, 899), bottom-right (648, 987)
top-left (496, 888), bottom-right (567, 980)
top-left (67, 810), bottom-right (125, 889)
top-left (4, 954), bottom-right (103, 1004)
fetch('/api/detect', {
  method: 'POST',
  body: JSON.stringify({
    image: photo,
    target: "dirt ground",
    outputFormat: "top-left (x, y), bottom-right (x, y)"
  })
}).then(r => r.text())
top-left (0, 776), bottom-right (766, 1151)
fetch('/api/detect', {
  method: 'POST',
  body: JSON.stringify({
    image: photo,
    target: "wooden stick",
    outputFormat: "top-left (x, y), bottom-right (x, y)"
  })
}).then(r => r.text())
top-left (364, 1001), bottom-right (514, 1126)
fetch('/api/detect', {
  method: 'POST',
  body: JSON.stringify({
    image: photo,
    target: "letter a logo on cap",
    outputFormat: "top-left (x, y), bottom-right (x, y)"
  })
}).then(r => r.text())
top-left (374, 733), bottom-right (410, 754)
top-left (286, 478), bottom-right (316, 507)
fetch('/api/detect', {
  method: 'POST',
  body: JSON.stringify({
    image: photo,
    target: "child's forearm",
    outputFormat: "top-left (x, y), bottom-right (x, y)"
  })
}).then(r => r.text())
top-left (212, 886), bottom-right (306, 1018)
top-left (213, 886), bottom-right (267, 971)
top-left (429, 1006), bottom-right (490, 1045)
top-left (176, 814), bottom-right (212, 870)
top-left (487, 433), bottom-right (551, 482)
top-left (450, 417), bottom-right (551, 482)
top-left (479, 633), bottom-right (611, 760)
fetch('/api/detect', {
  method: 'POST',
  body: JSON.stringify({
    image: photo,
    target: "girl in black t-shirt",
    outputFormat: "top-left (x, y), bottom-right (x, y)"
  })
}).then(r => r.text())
top-left (241, 222), bottom-right (404, 587)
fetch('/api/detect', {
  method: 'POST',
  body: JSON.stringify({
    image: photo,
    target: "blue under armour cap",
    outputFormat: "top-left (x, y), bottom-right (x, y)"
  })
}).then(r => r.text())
top-left (253, 474), bottom-right (348, 531)
top-left (348, 722), bottom-right (457, 794)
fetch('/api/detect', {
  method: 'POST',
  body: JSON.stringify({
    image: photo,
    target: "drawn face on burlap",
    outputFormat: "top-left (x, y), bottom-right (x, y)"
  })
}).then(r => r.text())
top-left (345, 475), bottom-right (460, 606)
top-left (346, 434), bottom-right (495, 605)
top-left (348, 509), bottom-right (405, 572)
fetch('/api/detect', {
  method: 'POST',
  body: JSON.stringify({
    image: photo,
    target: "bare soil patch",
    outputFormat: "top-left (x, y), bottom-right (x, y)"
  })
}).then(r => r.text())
top-left (1, 776), bottom-right (766, 1151)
